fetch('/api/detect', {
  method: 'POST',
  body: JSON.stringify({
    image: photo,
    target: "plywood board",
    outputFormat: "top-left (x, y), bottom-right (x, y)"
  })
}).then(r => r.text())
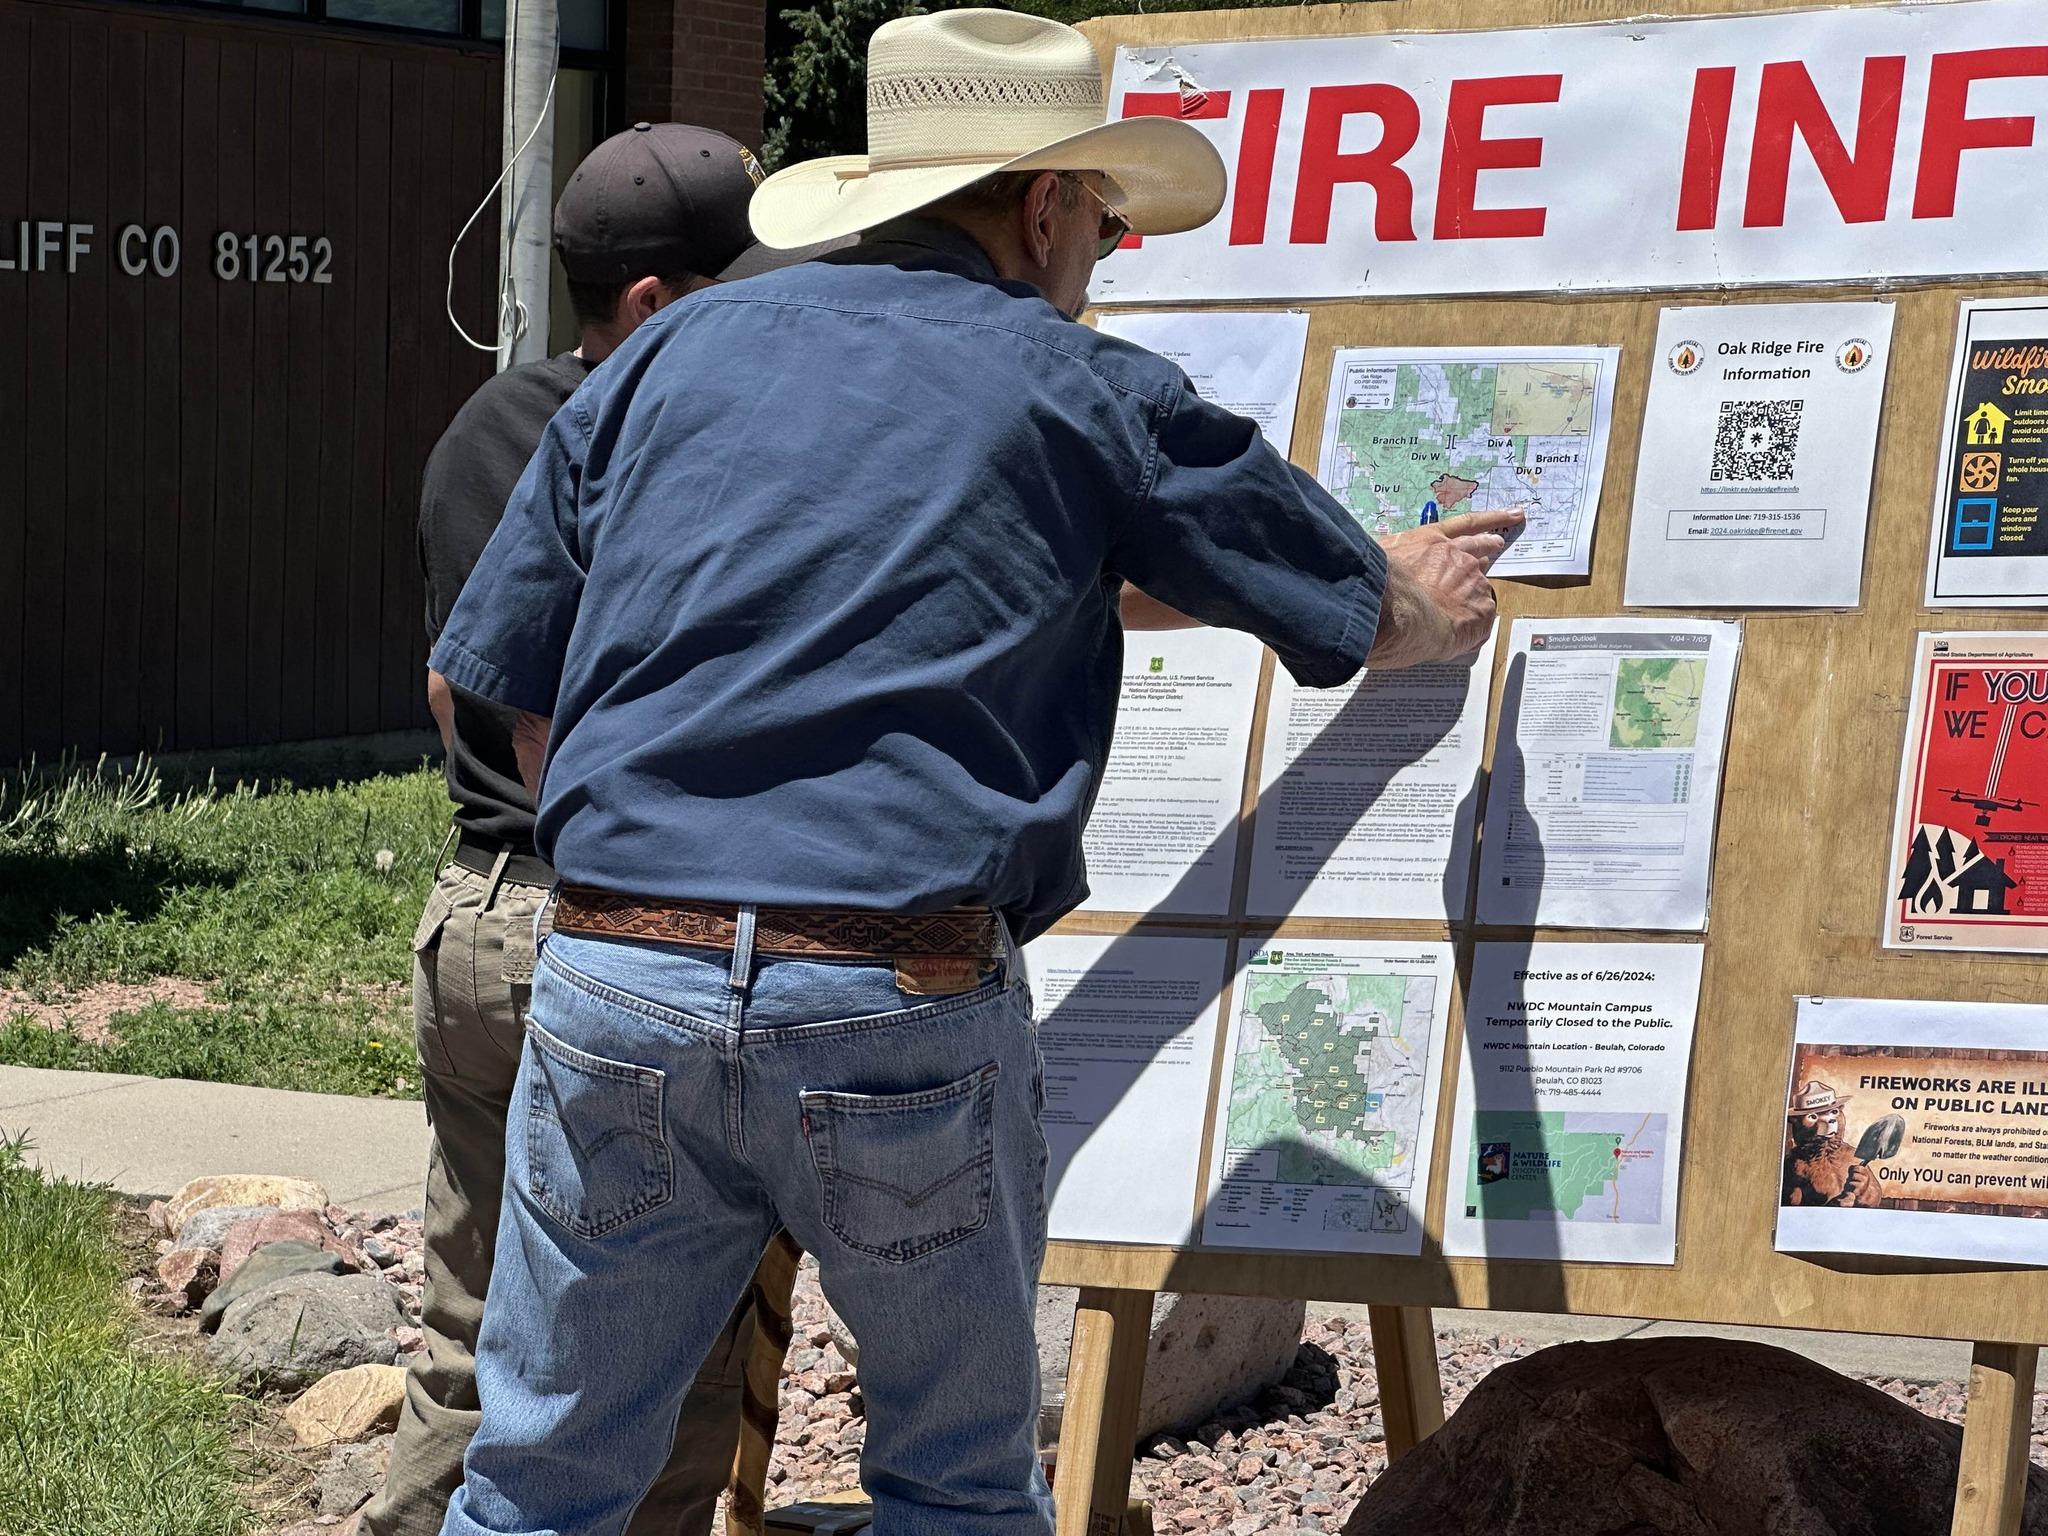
top-left (1043, 0), bottom-right (2048, 1351)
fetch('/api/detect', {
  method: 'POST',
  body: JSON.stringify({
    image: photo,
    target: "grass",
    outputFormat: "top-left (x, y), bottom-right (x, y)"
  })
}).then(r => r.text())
top-left (0, 754), bottom-right (450, 1098)
top-left (0, 1134), bottom-right (255, 1536)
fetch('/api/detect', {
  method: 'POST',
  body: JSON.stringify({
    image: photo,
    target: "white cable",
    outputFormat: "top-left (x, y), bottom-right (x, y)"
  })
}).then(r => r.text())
top-left (447, 65), bottom-right (560, 354)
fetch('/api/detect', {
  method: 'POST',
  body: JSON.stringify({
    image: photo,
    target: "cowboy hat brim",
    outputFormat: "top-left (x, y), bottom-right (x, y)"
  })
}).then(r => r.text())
top-left (749, 114), bottom-right (1226, 251)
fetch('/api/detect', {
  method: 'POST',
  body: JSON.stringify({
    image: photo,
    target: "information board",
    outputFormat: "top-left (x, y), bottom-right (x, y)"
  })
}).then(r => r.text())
top-left (1040, 6), bottom-right (2048, 1535)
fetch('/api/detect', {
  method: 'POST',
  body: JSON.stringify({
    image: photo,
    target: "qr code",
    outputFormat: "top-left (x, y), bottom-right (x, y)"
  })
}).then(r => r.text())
top-left (1712, 399), bottom-right (1803, 482)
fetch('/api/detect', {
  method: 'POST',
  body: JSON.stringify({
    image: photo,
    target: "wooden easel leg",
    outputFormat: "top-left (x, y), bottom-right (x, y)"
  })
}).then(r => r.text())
top-left (1367, 1305), bottom-right (1445, 1461)
top-left (1053, 1286), bottom-right (1153, 1536)
top-left (1952, 1342), bottom-right (2038, 1536)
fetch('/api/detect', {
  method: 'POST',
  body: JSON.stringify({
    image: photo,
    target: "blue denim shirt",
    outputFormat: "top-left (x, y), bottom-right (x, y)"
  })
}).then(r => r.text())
top-left (431, 219), bottom-right (1386, 940)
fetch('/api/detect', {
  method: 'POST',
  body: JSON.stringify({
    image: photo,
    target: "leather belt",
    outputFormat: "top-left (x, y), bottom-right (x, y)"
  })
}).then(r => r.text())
top-left (552, 886), bottom-right (1000, 969)
top-left (451, 833), bottom-right (555, 889)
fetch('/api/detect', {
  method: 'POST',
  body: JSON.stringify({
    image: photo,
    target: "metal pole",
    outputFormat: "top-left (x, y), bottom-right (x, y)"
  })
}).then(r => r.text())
top-left (497, 0), bottom-right (557, 370)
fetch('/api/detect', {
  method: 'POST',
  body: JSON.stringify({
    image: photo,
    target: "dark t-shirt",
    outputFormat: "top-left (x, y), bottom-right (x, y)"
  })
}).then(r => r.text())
top-left (419, 351), bottom-right (593, 852)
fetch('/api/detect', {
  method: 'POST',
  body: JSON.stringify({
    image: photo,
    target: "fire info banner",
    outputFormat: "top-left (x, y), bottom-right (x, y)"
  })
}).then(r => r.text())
top-left (1096, 1), bottom-right (2048, 304)
top-left (1885, 633), bottom-right (2048, 955)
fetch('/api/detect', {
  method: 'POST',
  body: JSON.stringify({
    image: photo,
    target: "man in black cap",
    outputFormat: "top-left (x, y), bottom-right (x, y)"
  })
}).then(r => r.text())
top-left (363, 123), bottom-right (812, 1536)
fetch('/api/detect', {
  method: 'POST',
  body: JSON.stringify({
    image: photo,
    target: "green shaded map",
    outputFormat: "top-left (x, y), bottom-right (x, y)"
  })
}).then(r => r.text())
top-left (1323, 359), bottom-right (1601, 540)
top-left (1224, 969), bottom-right (1435, 1188)
top-left (1609, 657), bottom-right (1706, 749)
top-left (1465, 1111), bottom-right (1668, 1224)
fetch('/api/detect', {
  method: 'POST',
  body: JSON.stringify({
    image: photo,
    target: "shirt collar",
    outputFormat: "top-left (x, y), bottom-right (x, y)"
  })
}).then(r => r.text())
top-left (843, 216), bottom-right (1002, 284)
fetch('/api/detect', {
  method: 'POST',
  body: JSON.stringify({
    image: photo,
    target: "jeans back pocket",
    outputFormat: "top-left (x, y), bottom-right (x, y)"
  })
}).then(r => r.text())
top-left (801, 1061), bottom-right (999, 1264)
top-left (524, 1021), bottom-right (672, 1240)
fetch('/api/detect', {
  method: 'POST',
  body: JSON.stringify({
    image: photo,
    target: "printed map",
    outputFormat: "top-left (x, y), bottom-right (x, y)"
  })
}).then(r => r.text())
top-left (1223, 969), bottom-right (1440, 1193)
top-left (1609, 657), bottom-right (1707, 750)
top-left (1465, 1111), bottom-right (1668, 1224)
top-left (1322, 359), bottom-right (1604, 543)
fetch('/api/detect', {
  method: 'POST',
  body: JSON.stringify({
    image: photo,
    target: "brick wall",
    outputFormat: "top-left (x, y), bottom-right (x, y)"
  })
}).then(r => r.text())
top-left (623, 0), bottom-right (764, 149)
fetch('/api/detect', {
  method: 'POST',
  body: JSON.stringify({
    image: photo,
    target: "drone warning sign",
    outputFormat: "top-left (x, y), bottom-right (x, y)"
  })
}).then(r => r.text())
top-left (1885, 633), bottom-right (2048, 954)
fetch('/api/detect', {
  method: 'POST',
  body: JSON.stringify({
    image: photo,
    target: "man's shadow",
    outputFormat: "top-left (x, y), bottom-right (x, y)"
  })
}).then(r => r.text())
top-left (1038, 645), bottom-right (1560, 1327)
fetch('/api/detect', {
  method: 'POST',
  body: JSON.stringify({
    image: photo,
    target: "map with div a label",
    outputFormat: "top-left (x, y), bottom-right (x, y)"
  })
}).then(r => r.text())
top-left (1202, 942), bottom-right (1456, 1255)
top-left (1318, 347), bottom-right (1621, 578)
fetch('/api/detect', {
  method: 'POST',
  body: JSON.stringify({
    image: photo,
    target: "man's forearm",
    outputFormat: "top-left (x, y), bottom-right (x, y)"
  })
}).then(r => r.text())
top-left (1365, 556), bottom-right (1457, 671)
top-left (1119, 586), bottom-right (1199, 631)
top-left (425, 669), bottom-right (456, 755)
top-left (512, 711), bottom-right (552, 803)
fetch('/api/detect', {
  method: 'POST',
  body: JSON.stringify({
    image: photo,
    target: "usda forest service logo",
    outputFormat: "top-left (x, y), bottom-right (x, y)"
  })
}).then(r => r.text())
top-left (1149, 656), bottom-right (1164, 673)
top-left (1668, 340), bottom-right (1704, 375)
top-left (1836, 338), bottom-right (1874, 373)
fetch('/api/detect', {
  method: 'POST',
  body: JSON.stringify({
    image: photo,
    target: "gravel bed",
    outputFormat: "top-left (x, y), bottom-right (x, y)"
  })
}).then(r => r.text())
top-left (768, 1267), bottom-right (2048, 1535)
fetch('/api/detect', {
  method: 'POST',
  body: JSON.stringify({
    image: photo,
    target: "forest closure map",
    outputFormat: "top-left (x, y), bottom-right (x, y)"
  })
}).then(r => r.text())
top-left (1204, 943), bottom-right (1455, 1254)
top-left (1225, 970), bottom-right (1432, 1186)
top-left (1316, 348), bottom-right (1619, 575)
top-left (1609, 657), bottom-right (1707, 749)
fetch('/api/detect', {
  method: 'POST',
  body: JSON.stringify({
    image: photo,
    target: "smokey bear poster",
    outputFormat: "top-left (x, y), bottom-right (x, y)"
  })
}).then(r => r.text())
top-left (1778, 997), bottom-right (2048, 1266)
top-left (1883, 633), bottom-right (2048, 954)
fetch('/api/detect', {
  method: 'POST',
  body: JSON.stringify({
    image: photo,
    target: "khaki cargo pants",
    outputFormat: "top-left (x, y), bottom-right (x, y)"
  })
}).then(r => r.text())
top-left (363, 856), bottom-right (796, 1536)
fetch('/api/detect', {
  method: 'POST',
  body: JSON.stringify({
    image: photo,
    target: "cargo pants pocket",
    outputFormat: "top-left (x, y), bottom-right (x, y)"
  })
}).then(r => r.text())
top-left (524, 1021), bottom-right (672, 1240)
top-left (411, 884), bottom-right (459, 1080)
top-left (800, 1062), bottom-right (999, 1264)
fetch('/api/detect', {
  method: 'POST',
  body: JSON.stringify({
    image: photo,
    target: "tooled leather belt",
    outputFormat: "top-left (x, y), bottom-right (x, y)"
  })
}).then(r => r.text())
top-left (550, 886), bottom-right (999, 963)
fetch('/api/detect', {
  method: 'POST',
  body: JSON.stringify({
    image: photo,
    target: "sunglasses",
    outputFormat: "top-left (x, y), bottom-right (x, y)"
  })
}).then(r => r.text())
top-left (1069, 175), bottom-right (1133, 259)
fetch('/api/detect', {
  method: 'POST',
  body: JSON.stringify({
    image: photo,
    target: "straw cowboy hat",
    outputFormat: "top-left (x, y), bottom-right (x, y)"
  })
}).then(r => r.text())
top-left (750, 9), bottom-right (1226, 249)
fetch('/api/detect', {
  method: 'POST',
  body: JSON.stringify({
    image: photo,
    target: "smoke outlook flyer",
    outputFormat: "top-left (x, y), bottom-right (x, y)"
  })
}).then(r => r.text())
top-left (1883, 633), bottom-right (2048, 954)
top-left (1925, 299), bottom-right (2048, 606)
top-left (1778, 997), bottom-right (2048, 1266)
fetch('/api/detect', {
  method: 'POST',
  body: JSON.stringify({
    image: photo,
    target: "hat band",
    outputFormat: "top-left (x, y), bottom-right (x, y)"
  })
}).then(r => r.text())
top-left (867, 70), bottom-right (1102, 116)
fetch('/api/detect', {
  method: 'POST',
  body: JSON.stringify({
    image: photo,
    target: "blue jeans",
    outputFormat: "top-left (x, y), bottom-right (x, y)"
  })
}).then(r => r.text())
top-left (440, 915), bottom-right (1054, 1536)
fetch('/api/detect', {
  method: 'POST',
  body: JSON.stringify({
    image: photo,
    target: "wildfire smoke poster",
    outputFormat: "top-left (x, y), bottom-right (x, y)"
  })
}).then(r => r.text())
top-left (1884, 633), bottom-right (2048, 954)
top-left (1778, 997), bottom-right (2048, 1266)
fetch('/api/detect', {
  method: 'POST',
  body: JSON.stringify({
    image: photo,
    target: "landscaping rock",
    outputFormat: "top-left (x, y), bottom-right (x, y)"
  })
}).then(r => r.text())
top-left (165, 1173), bottom-right (329, 1237)
top-left (313, 1434), bottom-right (394, 1518)
top-left (155, 1246), bottom-right (218, 1309)
top-left (172, 1203), bottom-right (275, 1252)
top-left (285, 1363), bottom-right (408, 1447)
top-left (1340, 1336), bottom-right (2048, 1536)
top-left (1036, 1288), bottom-right (1306, 1446)
top-left (207, 1272), bottom-right (406, 1390)
top-left (145, 1198), bottom-right (170, 1234)
top-left (220, 1209), bottom-right (360, 1281)
top-left (200, 1239), bottom-right (351, 1332)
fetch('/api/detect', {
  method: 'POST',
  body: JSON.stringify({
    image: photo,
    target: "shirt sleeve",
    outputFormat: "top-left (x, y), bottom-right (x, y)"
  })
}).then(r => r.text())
top-left (1108, 380), bottom-right (1386, 689)
top-left (427, 403), bottom-right (588, 719)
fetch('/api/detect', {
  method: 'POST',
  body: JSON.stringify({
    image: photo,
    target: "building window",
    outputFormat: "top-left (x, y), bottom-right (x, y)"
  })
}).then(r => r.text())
top-left (325, 0), bottom-right (461, 31)
top-left (481, 0), bottom-right (605, 52)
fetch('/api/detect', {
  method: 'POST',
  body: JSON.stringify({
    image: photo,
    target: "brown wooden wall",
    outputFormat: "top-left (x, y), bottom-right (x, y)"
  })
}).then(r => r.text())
top-left (0, 0), bottom-right (502, 761)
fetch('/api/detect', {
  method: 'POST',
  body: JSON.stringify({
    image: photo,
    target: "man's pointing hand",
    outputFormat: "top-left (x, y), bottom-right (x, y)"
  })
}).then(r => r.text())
top-left (1368, 507), bottom-right (1521, 670)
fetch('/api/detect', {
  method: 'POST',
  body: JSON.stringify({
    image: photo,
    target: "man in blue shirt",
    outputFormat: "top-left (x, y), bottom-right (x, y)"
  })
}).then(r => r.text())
top-left (431, 12), bottom-right (1509, 1536)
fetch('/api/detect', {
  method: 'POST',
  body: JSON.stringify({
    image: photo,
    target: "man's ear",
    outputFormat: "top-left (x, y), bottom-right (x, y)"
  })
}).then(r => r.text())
top-left (621, 274), bottom-right (668, 324)
top-left (1020, 170), bottom-right (1065, 268)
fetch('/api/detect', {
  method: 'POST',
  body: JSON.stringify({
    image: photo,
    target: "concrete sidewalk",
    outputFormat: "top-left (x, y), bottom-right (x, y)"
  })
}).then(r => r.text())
top-left (0, 1064), bottom-right (1974, 1385)
top-left (0, 1064), bottom-right (430, 1212)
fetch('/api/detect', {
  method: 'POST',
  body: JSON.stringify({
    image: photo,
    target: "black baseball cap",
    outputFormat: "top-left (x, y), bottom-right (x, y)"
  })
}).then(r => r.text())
top-left (553, 122), bottom-right (764, 285)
